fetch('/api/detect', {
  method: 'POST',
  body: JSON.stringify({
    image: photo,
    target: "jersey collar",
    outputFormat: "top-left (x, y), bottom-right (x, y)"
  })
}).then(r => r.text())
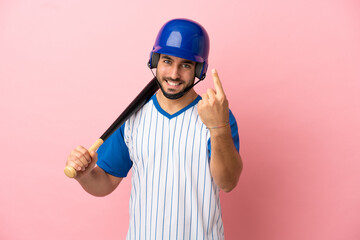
top-left (151, 94), bottom-right (201, 119)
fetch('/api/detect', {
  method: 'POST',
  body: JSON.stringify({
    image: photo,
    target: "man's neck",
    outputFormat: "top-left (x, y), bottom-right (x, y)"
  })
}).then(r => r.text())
top-left (156, 89), bottom-right (198, 115)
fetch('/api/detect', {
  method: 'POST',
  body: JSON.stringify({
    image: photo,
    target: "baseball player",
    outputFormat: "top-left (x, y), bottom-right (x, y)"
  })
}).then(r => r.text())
top-left (66, 18), bottom-right (243, 239)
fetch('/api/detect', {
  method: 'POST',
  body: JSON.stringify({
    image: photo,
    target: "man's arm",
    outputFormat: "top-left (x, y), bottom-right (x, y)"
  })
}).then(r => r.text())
top-left (198, 69), bottom-right (243, 192)
top-left (208, 126), bottom-right (242, 192)
top-left (66, 146), bottom-right (122, 197)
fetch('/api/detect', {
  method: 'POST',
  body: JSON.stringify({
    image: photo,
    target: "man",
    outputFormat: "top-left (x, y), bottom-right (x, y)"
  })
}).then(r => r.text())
top-left (66, 18), bottom-right (242, 239)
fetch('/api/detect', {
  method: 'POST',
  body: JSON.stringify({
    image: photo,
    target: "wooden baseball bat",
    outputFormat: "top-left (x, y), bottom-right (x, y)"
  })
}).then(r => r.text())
top-left (64, 77), bottom-right (159, 178)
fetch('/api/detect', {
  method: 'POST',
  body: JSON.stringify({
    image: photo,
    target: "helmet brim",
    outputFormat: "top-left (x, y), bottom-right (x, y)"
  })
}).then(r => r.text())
top-left (153, 46), bottom-right (205, 63)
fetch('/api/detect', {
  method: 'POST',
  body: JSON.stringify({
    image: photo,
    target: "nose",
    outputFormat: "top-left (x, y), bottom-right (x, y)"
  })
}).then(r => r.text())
top-left (170, 65), bottom-right (181, 80)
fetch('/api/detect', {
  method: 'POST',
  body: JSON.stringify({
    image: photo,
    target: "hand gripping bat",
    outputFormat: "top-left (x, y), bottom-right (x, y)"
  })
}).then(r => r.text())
top-left (64, 77), bottom-right (159, 178)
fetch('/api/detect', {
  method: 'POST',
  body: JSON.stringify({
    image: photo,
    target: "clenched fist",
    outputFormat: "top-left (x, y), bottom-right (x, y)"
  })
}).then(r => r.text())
top-left (66, 146), bottom-right (98, 179)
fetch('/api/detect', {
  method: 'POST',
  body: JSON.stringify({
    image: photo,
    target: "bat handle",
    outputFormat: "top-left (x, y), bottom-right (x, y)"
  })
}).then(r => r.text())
top-left (64, 138), bottom-right (104, 178)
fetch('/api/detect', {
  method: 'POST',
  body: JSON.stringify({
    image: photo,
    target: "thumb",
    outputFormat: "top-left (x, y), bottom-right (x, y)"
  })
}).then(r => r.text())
top-left (89, 151), bottom-right (98, 165)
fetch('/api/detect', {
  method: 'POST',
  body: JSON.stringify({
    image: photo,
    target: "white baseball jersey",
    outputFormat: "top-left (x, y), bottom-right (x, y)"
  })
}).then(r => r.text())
top-left (97, 94), bottom-right (239, 240)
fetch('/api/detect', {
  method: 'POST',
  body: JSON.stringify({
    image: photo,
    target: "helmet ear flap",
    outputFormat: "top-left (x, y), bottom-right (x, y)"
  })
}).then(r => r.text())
top-left (195, 62), bottom-right (207, 80)
top-left (148, 53), bottom-right (160, 69)
top-left (195, 63), bottom-right (203, 79)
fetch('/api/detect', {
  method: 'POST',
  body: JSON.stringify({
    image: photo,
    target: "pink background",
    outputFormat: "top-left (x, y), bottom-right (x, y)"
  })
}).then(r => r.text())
top-left (1, 0), bottom-right (359, 239)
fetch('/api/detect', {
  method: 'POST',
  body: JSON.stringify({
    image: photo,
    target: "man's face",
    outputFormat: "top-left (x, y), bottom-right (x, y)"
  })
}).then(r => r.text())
top-left (156, 54), bottom-right (196, 97)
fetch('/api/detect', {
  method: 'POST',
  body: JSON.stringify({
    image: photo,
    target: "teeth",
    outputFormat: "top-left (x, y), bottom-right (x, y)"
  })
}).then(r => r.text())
top-left (168, 81), bottom-right (180, 86)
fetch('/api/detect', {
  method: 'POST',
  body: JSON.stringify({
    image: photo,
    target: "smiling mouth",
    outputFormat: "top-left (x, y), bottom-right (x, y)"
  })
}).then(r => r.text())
top-left (167, 81), bottom-right (181, 86)
top-left (165, 79), bottom-right (182, 86)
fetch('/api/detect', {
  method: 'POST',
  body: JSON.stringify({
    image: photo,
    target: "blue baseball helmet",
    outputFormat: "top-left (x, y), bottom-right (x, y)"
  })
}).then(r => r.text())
top-left (148, 18), bottom-right (210, 80)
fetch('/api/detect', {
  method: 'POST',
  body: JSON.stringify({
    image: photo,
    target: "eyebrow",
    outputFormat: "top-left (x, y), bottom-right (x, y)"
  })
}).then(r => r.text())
top-left (161, 55), bottom-right (195, 65)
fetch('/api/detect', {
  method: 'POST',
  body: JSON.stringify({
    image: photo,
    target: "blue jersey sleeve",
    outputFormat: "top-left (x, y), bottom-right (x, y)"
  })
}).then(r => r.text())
top-left (96, 123), bottom-right (133, 178)
top-left (208, 109), bottom-right (240, 157)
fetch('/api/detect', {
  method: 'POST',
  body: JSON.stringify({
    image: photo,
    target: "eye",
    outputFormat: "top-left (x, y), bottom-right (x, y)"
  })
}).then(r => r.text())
top-left (182, 64), bottom-right (191, 68)
top-left (163, 60), bottom-right (171, 64)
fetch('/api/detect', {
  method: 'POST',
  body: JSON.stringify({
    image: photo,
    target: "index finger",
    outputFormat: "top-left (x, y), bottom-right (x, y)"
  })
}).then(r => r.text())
top-left (212, 68), bottom-right (225, 96)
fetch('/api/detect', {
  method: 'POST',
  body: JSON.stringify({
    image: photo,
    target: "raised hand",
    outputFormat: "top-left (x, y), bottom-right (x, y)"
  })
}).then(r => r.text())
top-left (198, 69), bottom-right (229, 129)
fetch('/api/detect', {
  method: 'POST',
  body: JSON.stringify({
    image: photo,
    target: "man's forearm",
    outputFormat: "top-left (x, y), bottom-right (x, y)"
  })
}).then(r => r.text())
top-left (77, 166), bottom-right (122, 197)
top-left (209, 126), bottom-right (243, 192)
